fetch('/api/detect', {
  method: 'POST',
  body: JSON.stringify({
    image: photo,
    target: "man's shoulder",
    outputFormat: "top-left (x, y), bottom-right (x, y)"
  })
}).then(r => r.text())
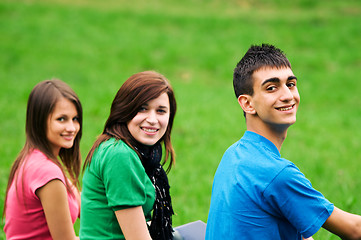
top-left (223, 134), bottom-right (272, 158)
top-left (221, 134), bottom-right (295, 177)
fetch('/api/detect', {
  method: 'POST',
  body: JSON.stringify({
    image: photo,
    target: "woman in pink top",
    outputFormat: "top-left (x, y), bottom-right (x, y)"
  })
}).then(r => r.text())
top-left (3, 79), bottom-right (82, 240)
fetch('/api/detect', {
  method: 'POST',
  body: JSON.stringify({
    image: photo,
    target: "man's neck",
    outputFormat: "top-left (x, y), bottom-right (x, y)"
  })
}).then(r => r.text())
top-left (246, 120), bottom-right (289, 151)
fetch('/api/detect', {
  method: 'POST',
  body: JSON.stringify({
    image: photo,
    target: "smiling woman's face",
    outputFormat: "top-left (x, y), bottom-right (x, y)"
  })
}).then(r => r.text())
top-left (127, 92), bottom-right (170, 146)
top-left (47, 97), bottom-right (80, 156)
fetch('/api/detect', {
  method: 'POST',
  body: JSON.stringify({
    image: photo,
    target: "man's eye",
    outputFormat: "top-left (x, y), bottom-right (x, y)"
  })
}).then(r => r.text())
top-left (266, 86), bottom-right (276, 91)
top-left (287, 82), bottom-right (296, 88)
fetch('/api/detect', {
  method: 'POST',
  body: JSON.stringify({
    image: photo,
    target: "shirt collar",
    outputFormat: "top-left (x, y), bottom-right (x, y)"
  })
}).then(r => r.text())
top-left (242, 131), bottom-right (281, 157)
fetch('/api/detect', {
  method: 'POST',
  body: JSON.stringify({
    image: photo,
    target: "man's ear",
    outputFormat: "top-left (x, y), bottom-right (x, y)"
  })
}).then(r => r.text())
top-left (238, 95), bottom-right (256, 115)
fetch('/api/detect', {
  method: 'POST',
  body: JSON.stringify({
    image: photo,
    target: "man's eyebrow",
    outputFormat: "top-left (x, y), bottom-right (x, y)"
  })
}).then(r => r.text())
top-left (261, 77), bottom-right (280, 86)
top-left (288, 76), bottom-right (297, 81)
top-left (261, 76), bottom-right (297, 86)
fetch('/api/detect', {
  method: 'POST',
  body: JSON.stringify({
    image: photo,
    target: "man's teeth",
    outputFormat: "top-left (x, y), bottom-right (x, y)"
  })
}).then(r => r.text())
top-left (278, 106), bottom-right (292, 111)
top-left (143, 128), bottom-right (157, 133)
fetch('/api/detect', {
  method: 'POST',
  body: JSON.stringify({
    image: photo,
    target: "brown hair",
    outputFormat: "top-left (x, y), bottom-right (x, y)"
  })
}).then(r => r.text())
top-left (3, 79), bottom-right (82, 217)
top-left (83, 71), bottom-right (177, 172)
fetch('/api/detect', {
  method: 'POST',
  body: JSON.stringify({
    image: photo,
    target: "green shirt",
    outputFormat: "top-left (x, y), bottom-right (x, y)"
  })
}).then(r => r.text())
top-left (80, 138), bottom-right (155, 239)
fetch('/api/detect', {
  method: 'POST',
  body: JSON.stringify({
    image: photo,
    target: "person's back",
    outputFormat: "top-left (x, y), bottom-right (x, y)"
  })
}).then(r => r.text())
top-left (5, 150), bottom-right (80, 239)
top-left (206, 131), bottom-right (333, 240)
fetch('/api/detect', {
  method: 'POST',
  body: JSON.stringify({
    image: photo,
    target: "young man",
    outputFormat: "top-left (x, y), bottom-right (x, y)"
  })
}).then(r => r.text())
top-left (205, 44), bottom-right (361, 240)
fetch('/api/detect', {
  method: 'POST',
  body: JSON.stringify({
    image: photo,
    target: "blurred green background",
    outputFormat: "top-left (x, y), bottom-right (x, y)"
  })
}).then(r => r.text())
top-left (1, 0), bottom-right (360, 239)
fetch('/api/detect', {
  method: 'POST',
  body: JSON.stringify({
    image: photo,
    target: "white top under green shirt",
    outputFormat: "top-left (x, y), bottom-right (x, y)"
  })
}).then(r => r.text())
top-left (80, 138), bottom-right (156, 240)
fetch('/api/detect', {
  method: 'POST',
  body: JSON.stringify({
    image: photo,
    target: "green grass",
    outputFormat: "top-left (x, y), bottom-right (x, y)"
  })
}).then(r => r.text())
top-left (1, 0), bottom-right (361, 239)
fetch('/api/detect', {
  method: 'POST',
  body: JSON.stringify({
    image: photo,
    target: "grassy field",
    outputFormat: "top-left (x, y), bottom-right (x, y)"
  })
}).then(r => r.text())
top-left (1, 0), bottom-right (361, 239)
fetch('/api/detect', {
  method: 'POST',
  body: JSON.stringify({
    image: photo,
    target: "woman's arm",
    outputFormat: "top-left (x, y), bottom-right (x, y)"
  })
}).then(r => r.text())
top-left (36, 179), bottom-right (79, 240)
top-left (115, 206), bottom-right (152, 240)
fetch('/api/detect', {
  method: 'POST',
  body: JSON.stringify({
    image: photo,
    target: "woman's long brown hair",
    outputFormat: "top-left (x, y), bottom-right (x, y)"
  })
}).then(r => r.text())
top-left (3, 79), bottom-right (83, 218)
top-left (83, 71), bottom-right (177, 172)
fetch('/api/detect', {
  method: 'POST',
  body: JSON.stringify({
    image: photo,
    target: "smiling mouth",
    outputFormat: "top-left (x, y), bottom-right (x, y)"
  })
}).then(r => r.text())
top-left (62, 135), bottom-right (75, 139)
top-left (141, 127), bottom-right (158, 133)
top-left (276, 105), bottom-right (294, 111)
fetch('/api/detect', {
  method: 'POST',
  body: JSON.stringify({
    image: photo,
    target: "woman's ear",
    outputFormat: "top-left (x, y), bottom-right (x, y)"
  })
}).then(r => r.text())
top-left (238, 95), bottom-right (256, 115)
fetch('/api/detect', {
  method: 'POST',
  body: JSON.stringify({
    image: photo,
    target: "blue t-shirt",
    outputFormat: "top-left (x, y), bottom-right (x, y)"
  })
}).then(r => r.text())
top-left (206, 131), bottom-right (334, 240)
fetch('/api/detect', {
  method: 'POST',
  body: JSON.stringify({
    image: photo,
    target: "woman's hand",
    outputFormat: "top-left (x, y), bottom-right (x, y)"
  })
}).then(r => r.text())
top-left (115, 206), bottom-right (152, 240)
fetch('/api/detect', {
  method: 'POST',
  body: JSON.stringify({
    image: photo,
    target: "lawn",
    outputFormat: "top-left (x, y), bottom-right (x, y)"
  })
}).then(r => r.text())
top-left (1, 0), bottom-right (361, 239)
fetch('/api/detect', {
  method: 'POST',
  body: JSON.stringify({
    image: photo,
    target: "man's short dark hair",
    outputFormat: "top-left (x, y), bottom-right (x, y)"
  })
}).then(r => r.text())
top-left (233, 44), bottom-right (291, 98)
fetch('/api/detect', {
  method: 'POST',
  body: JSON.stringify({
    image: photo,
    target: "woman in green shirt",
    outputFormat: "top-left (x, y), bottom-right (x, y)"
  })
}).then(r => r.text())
top-left (80, 71), bottom-right (177, 240)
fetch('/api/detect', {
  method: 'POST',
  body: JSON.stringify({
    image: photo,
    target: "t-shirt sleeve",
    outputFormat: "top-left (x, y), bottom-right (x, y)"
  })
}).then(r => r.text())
top-left (99, 145), bottom-right (151, 211)
top-left (263, 164), bottom-right (334, 238)
top-left (24, 155), bottom-right (66, 197)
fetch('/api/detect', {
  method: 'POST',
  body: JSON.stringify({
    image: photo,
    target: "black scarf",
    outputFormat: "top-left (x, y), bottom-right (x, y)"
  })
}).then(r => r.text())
top-left (133, 142), bottom-right (174, 240)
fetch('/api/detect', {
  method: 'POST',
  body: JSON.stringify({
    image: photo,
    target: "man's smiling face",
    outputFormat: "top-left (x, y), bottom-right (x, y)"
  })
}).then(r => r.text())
top-left (249, 66), bottom-right (300, 130)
